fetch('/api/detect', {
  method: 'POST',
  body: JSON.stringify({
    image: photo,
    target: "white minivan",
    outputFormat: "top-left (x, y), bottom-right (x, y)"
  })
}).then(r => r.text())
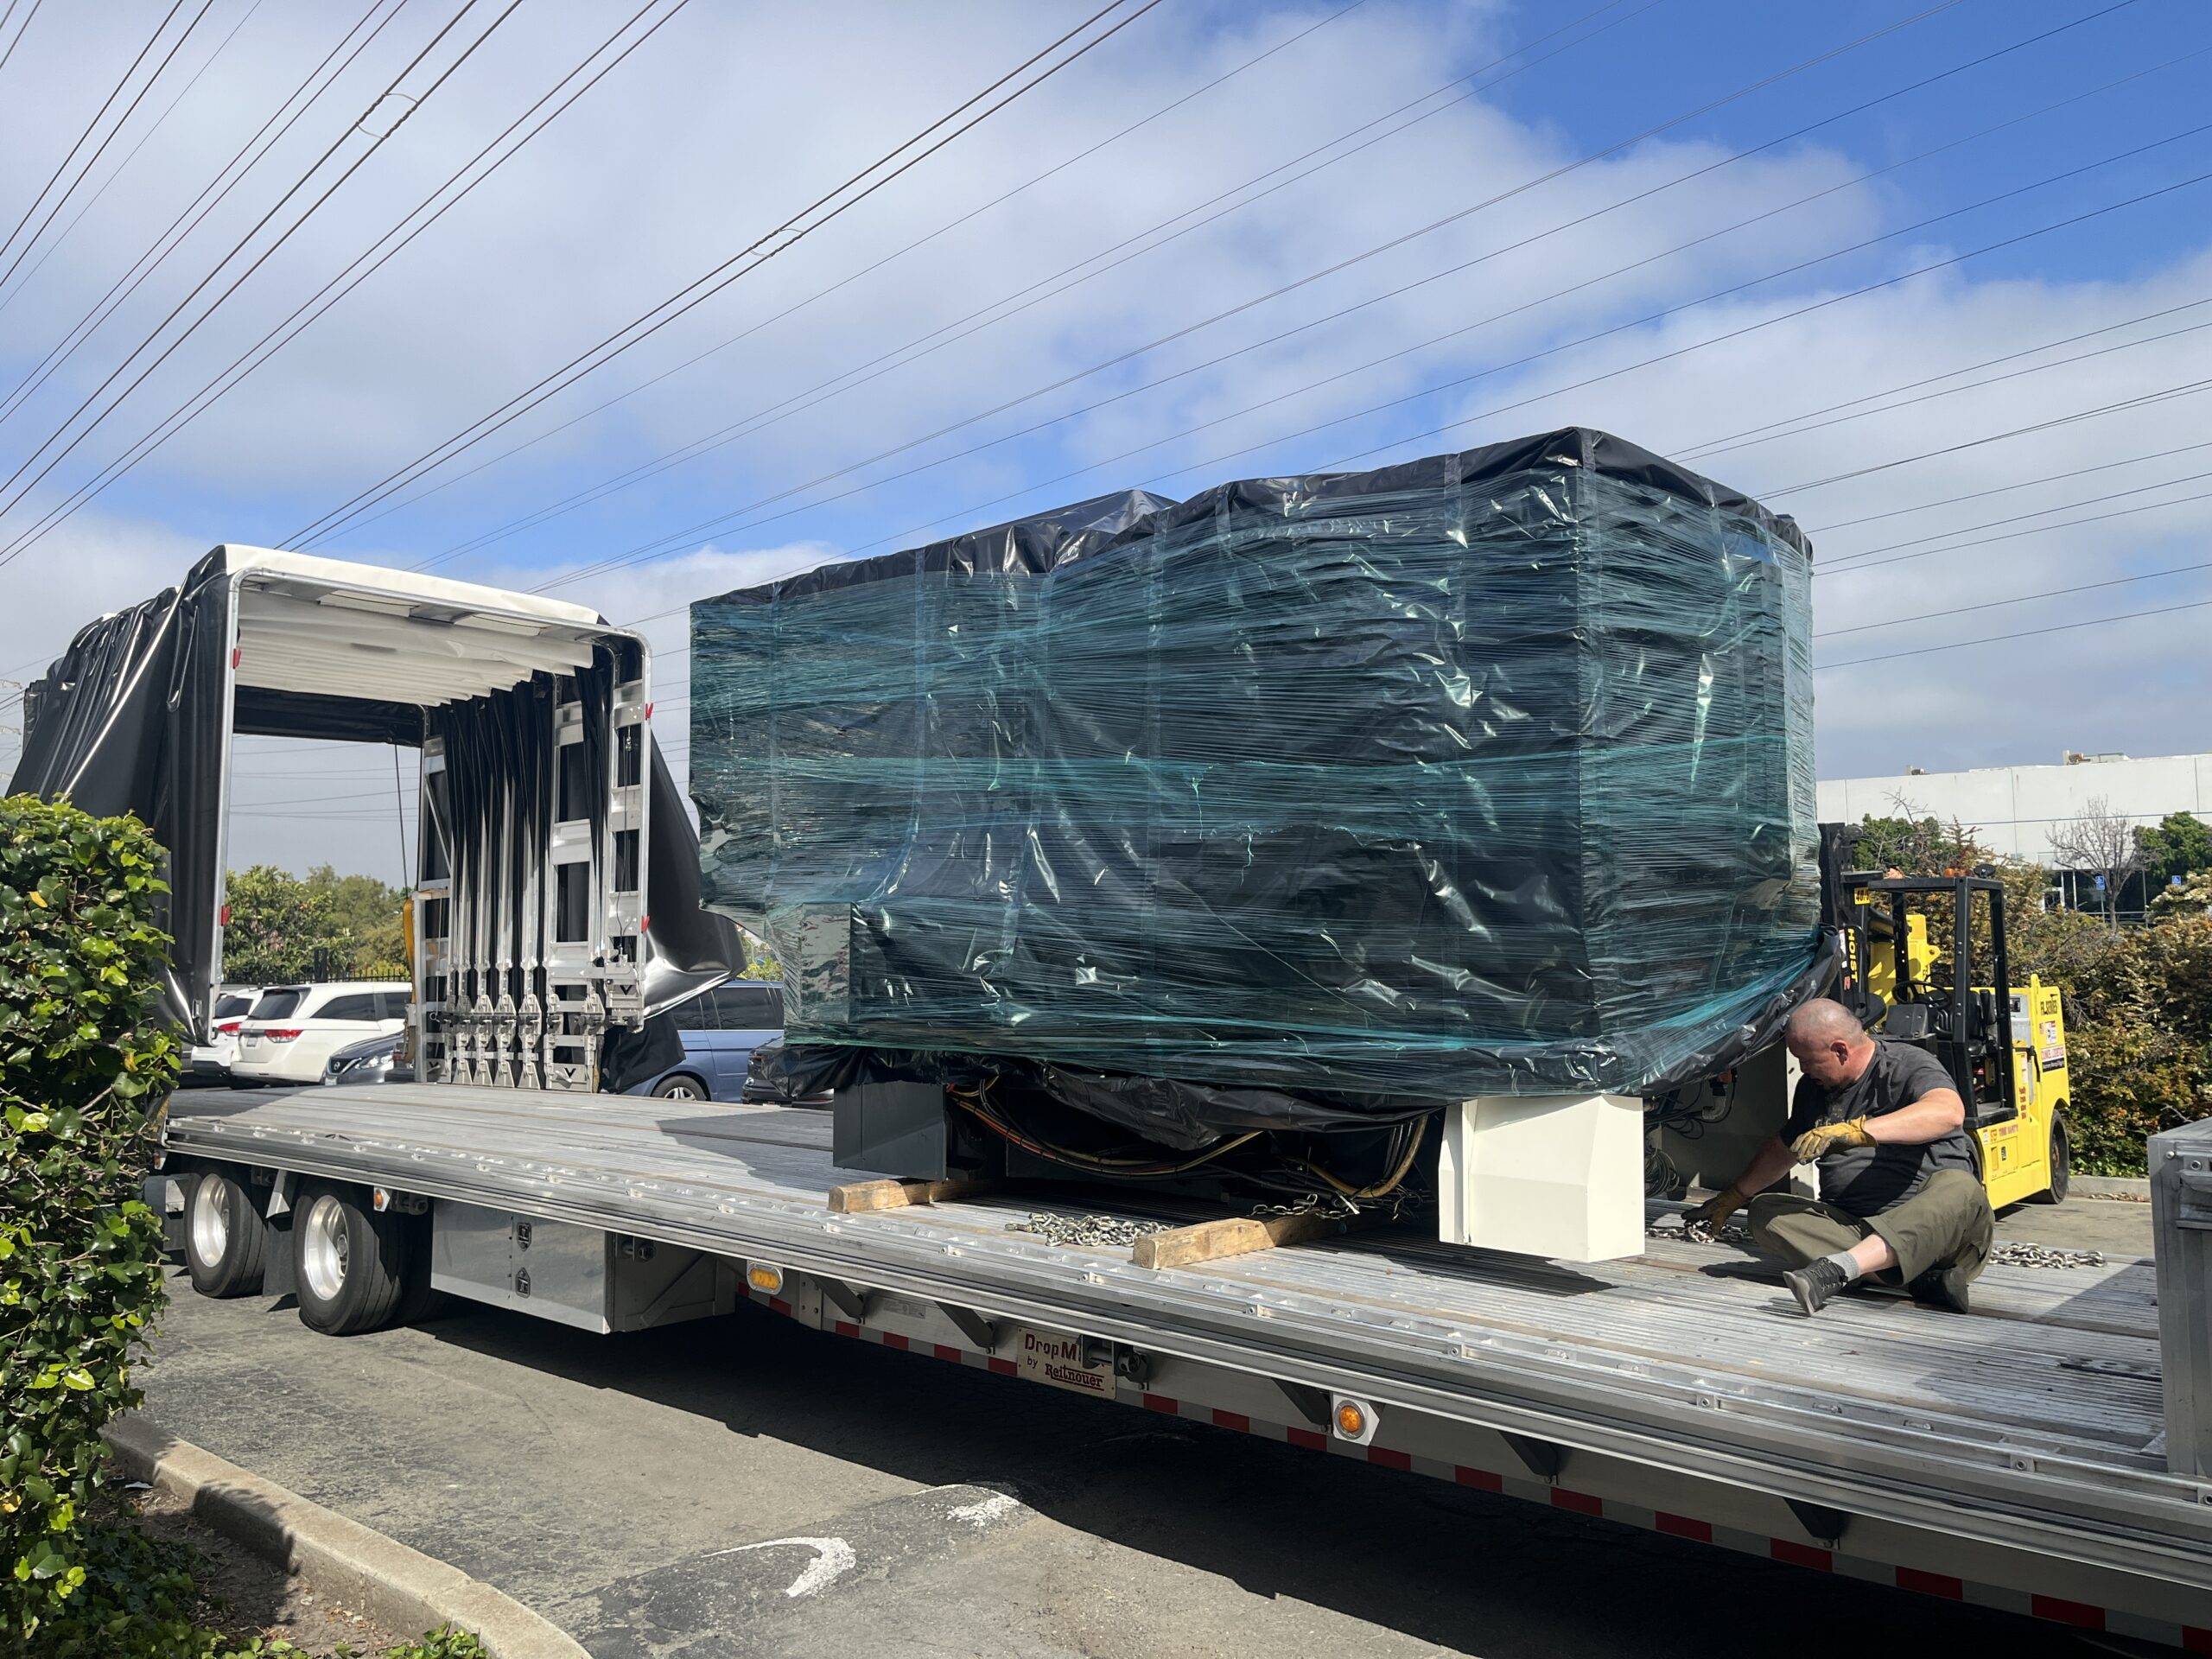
top-left (232, 982), bottom-right (410, 1085)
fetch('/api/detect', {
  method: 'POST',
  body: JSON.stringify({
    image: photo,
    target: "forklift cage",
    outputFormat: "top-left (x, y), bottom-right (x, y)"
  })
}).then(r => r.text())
top-left (1831, 873), bottom-right (2018, 1127)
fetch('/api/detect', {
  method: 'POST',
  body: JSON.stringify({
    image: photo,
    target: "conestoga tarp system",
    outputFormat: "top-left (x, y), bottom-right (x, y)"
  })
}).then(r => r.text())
top-left (10, 547), bottom-right (741, 1087)
top-left (690, 429), bottom-right (1830, 1140)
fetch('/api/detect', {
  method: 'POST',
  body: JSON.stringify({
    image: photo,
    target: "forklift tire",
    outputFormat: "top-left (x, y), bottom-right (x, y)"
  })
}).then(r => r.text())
top-left (182, 1170), bottom-right (266, 1298)
top-left (292, 1183), bottom-right (412, 1336)
top-left (2029, 1120), bottom-right (2071, 1205)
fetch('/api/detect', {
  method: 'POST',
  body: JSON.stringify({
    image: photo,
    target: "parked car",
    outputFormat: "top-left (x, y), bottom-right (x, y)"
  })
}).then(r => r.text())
top-left (322, 1029), bottom-right (414, 1087)
top-left (630, 981), bottom-right (784, 1102)
top-left (184, 983), bottom-right (263, 1084)
top-left (741, 1036), bottom-right (830, 1107)
top-left (231, 982), bottom-right (410, 1085)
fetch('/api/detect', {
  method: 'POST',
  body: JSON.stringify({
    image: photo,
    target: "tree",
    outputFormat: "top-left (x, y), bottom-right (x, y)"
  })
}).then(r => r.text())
top-left (303, 863), bottom-right (408, 971)
top-left (2046, 795), bottom-right (2145, 931)
top-left (2136, 810), bottom-right (2212, 891)
top-left (219, 865), bottom-right (408, 983)
top-left (1851, 803), bottom-right (1992, 877)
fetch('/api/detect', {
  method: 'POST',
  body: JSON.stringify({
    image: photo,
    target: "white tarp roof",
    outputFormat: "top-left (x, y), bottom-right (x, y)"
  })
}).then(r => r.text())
top-left (216, 545), bottom-right (624, 709)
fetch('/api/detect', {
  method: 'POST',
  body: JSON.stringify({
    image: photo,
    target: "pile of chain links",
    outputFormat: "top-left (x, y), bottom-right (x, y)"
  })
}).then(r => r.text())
top-left (1987, 1240), bottom-right (2107, 1270)
top-left (1006, 1211), bottom-right (1171, 1249)
top-left (1647, 1212), bottom-right (1749, 1247)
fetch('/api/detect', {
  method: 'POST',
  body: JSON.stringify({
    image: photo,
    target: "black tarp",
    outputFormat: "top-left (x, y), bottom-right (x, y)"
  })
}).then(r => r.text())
top-left (10, 547), bottom-right (740, 1089)
top-left (694, 429), bottom-right (1831, 1141)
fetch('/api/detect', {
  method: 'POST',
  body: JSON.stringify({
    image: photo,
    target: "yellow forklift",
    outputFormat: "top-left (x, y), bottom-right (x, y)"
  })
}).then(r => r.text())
top-left (1822, 834), bottom-right (2072, 1206)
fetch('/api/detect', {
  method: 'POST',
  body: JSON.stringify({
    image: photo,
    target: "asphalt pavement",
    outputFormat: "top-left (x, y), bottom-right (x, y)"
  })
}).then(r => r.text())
top-left (139, 1217), bottom-right (2131, 1658)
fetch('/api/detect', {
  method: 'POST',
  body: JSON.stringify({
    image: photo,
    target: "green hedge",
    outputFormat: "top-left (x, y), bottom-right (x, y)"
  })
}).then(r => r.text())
top-left (1, 795), bottom-right (180, 1649)
top-left (1987, 858), bottom-right (2210, 1176)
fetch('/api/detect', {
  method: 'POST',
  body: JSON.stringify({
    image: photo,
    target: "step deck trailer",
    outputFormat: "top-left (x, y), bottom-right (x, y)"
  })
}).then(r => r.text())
top-left (157, 1085), bottom-right (2212, 1643)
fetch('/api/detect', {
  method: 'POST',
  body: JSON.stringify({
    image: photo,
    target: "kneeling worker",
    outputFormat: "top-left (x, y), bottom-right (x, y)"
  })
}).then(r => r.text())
top-left (1688, 998), bottom-right (1993, 1316)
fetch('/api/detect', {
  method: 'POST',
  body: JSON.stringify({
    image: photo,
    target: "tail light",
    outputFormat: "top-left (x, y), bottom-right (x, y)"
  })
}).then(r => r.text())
top-left (261, 1027), bottom-right (303, 1043)
top-left (215, 1020), bottom-right (242, 1035)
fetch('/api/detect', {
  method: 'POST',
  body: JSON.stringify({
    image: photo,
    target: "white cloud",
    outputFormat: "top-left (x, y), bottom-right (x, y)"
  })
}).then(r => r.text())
top-left (4, 0), bottom-right (2207, 871)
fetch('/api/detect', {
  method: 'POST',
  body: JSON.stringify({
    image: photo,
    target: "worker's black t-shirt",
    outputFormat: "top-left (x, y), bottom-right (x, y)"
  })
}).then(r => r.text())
top-left (1785, 1039), bottom-right (1974, 1218)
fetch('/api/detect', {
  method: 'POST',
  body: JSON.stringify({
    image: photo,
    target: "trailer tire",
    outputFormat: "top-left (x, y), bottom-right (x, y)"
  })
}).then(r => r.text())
top-left (292, 1183), bottom-right (411, 1336)
top-left (182, 1169), bottom-right (265, 1298)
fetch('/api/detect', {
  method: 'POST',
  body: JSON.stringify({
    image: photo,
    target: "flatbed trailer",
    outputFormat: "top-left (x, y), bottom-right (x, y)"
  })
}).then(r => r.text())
top-left (156, 1084), bottom-right (2212, 1645)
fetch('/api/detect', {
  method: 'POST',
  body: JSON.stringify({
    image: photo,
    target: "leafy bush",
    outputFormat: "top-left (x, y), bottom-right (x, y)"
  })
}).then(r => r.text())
top-left (1, 795), bottom-right (181, 1649)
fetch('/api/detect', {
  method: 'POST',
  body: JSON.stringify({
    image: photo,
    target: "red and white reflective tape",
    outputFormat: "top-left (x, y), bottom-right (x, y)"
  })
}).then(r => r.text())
top-left (745, 1287), bottom-right (2209, 1647)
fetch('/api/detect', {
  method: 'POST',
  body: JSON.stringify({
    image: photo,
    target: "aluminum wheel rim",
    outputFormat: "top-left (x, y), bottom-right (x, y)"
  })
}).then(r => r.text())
top-left (189, 1178), bottom-right (230, 1265)
top-left (301, 1194), bottom-right (350, 1302)
top-left (664, 1082), bottom-right (701, 1100)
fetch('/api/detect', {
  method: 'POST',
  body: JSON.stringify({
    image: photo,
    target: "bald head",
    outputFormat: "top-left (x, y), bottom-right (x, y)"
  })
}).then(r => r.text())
top-left (1787, 999), bottom-right (1866, 1048)
top-left (1785, 997), bottom-right (1875, 1087)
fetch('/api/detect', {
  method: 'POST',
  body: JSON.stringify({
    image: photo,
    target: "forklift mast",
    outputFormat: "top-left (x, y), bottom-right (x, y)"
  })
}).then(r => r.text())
top-left (1816, 823), bottom-right (2020, 1127)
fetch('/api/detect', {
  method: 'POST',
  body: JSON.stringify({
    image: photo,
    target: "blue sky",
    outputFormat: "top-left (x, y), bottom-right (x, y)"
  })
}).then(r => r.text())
top-left (1, 0), bottom-right (2207, 874)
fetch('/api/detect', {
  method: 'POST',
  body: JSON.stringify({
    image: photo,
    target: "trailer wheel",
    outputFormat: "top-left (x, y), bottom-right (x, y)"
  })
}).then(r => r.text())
top-left (2029, 1118), bottom-right (2071, 1205)
top-left (183, 1170), bottom-right (266, 1298)
top-left (292, 1184), bottom-right (411, 1335)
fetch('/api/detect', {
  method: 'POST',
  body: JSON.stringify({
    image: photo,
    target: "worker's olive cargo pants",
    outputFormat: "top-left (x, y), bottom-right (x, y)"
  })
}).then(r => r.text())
top-left (1746, 1168), bottom-right (1993, 1288)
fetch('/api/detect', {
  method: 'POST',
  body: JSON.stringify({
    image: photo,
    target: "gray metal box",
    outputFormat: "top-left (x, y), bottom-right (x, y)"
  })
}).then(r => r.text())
top-left (833, 1078), bottom-right (951, 1179)
top-left (430, 1200), bottom-right (735, 1333)
top-left (2151, 1117), bottom-right (2212, 1476)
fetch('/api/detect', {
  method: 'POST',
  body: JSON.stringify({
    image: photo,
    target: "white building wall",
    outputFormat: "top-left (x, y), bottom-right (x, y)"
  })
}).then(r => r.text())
top-left (1815, 752), bottom-right (2212, 864)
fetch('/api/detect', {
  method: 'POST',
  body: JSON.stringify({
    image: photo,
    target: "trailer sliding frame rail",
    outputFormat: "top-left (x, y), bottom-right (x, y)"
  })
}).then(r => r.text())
top-left (156, 1086), bottom-right (2212, 1645)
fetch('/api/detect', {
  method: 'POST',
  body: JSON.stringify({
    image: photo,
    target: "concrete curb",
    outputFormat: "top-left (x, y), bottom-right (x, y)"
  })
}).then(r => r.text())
top-left (104, 1414), bottom-right (588, 1659)
top-left (2074, 1175), bottom-right (2151, 1200)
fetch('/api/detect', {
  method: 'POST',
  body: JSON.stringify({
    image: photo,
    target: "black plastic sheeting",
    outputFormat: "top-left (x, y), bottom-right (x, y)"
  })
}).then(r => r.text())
top-left (10, 547), bottom-right (741, 1090)
top-left (696, 429), bottom-right (1833, 1141)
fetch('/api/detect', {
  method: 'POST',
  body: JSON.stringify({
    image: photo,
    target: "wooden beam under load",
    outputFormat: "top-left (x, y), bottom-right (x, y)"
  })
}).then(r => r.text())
top-left (1134, 1211), bottom-right (1353, 1271)
top-left (826, 1176), bottom-right (995, 1214)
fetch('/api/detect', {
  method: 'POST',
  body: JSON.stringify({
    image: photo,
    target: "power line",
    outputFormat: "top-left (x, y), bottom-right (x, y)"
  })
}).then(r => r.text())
top-left (528, 0), bottom-right (2069, 594)
top-left (0, 0), bottom-right (698, 565)
top-left (283, 0), bottom-right (1172, 550)
top-left (1806, 429), bottom-right (2212, 534)
top-left (1815, 556), bottom-right (2212, 639)
top-left (1818, 466), bottom-right (2212, 564)
top-left (10, 355), bottom-right (2199, 729)
top-left (0, 0), bottom-right (405, 429)
top-left (1816, 483), bottom-right (2212, 579)
top-left (0, 0), bottom-right (527, 565)
top-left (342, 0), bottom-right (1663, 563)
top-left (1678, 296), bottom-right (2212, 466)
top-left (0, 0), bottom-right (223, 305)
top-left (559, 125), bottom-right (2212, 595)
top-left (0, 0), bottom-right (191, 275)
top-left (1817, 594), bottom-right (2212, 671)
top-left (1763, 375), bottom-right (2212, 499)
top-left (1172, 183), bottom-right (2212, 517)
top-left (0, 0), bottom-right (268, 323)
top-left (0, 0), bottom-right (44, 84)
top-left (554, 291), bottom-right (2212, 650)
top-left (442, 0), bottom-right (2018, 585)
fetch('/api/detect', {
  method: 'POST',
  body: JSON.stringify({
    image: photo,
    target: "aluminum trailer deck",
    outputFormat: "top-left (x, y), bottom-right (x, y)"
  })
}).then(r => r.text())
top-left (160, 1084), bottom-right (2211, 1643)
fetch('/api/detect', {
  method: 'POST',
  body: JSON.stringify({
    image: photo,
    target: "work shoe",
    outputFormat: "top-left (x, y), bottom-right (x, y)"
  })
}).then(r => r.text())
top-left (1909, 1267), bottom-right (1973, 1315)
top-left (1783, 1256), bottom-right (1851, 1316)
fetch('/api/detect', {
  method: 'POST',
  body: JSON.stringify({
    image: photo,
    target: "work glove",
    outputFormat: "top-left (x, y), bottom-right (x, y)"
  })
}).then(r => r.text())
top-left (1789, 1116), bottom-right (1875, 1162)
top-left (1684, 1186), bottom-right (1744, 1230)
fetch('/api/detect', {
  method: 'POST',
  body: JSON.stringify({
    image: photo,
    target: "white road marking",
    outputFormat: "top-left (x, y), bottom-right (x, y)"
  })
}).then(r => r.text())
top-left (713, 1535), bottom-right (858, 1599)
